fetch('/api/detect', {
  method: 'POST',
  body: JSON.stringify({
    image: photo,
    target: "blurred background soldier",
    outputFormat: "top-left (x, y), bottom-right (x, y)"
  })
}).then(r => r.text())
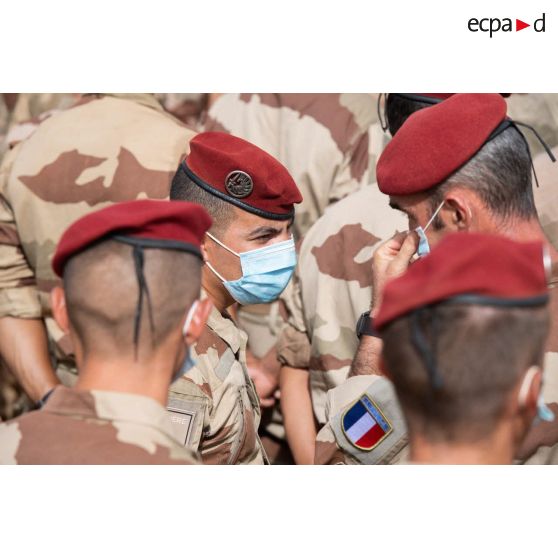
top-left (0, 94), bottom-right (78, 159)
top-left (156, 93), bottom-right (211, 129)
top-left (169, 132), bottom-right (302, 464)
top-left (0, 93), bottom-right (196, 408)
top-left (0, 200), bottom-right (212, 464)
top-left (316, 93), bottom-right (558, 465)
top-left (376, 234), bottom-right (550, 464)
top-left (278, 94), bottom-right (447, 463)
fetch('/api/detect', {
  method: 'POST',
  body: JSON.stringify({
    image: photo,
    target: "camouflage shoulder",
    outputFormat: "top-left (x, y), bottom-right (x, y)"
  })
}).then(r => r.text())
top-left (167, 374), bottom-right (211, 451)
top-left (190, 321), bottom-right (239, 388)
top-left (327, 376), bottom-right (408, 465)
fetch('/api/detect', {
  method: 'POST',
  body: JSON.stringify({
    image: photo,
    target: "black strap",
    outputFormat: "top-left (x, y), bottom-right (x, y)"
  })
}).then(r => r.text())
top-left (487, 118), bottom-right (556, 189)
top-left (132, 245), bottom-right (155, 352)
top-left (410, 308), bottom-right (443, 390)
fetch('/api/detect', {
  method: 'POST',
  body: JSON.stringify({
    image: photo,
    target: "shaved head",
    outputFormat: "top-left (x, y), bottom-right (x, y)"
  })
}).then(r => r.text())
top-left (63, 240), bottom-right (202, 359)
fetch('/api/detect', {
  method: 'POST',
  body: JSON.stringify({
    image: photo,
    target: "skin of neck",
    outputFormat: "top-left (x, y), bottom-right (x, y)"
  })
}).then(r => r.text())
top-left (409, 420), bottom-right (517, 465)
top-left (74, 336), bottom-right (183, 407)
top-left (201, 265), bottom-right (235, 313)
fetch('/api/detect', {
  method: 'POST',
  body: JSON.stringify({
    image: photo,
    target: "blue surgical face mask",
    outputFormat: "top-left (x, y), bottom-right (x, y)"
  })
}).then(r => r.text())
top-left (172, 302), bottom-right (199, 384)
top-left (205, 232), bottom-right (297, 305)
top-left (415, 201), bottom-right (445, 258)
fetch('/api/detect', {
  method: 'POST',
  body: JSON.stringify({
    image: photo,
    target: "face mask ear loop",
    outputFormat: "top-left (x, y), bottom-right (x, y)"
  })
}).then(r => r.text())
top-left (206, 232), bottom-right (240, 257)
top-left (182, 301), bottom-right (199, 337)
top-left (205, 260), bottom-right (228, 283)
top-left (518, 366), bottom-right (539, 408)
top-left (423, 200), bottom-right (445, 233)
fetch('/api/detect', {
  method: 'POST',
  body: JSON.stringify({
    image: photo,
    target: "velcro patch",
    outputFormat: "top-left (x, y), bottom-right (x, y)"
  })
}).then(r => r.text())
top-left (167, 396), bottom-right (205, 448)
top-left (342, 394), bottom-right (392, 451)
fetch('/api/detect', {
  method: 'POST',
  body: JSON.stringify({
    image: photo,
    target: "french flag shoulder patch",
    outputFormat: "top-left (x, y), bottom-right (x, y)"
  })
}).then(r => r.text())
top-left (341, 394), bottom-right (393, 451)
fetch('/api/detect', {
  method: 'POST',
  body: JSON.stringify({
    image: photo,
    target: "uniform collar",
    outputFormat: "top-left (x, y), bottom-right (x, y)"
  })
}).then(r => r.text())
top-left (43, 385), bottom-right (176, 439)
top-left (201, 289), bottom-right (246, 354)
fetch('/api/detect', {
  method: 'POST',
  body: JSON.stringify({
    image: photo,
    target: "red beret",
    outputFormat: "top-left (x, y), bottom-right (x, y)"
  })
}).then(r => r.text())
top-left (52, 200), bottom-right (212, 276)
top-left (181, 132), bottom-right (302, 220)
top-left (375, 233), bottom-right (548, 330)
top-left (377, 93), bottom-right (508, 195)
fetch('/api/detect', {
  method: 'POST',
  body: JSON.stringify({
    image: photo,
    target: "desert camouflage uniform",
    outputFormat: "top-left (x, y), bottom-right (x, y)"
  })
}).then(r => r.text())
top-left (0, 93), bottom-right (195, 380)
top-left (204, 93), bottom-right (378, 239)
top-left (315, 265), bottom-right (558, 465)
top-left (169, 299), bottom-right (267, 464)
top-left (205, 93), bottom-right (381, 455)
top-left (0, 94), bottom-right (264, 464)
top-left (0, 386), bottom-right (199, 464)
top-left (0, 94), bottom-right (77, 159)
top-left (277, 185), bottom-right (407, 425)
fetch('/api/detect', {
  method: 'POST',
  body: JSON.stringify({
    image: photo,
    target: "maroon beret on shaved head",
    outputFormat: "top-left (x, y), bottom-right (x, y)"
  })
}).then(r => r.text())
top-left (53, 199), bottom-right (212, 277)
top-left (375, 233), bottom-right (549, 330)
top-left (181, 132), bottom-right (302, 221)
top-left (377, 93), bottom-right (509, 196)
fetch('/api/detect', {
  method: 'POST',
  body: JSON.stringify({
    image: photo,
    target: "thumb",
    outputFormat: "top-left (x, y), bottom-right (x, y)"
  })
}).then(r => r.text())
top-left (393, 231), bottom-right (419, 267)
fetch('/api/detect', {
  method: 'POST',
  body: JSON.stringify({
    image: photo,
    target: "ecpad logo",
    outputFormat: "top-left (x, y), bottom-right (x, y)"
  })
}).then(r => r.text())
top-left (468, 13), bottom-right (546, 37)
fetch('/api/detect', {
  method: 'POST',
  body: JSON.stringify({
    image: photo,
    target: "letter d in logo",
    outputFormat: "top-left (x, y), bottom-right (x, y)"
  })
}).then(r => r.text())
top-left (534, 13), bottom-right (546, 32)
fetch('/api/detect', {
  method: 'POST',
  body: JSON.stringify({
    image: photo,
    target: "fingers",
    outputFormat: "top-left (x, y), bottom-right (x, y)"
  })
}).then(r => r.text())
top-left (394, 230), bottom-right (419, 264)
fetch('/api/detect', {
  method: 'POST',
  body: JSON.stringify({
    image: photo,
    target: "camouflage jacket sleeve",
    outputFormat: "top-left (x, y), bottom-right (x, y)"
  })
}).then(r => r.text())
top-left (0, 144), bottom-right (41, 318)
top-left (315, 376), bottom-right (409, 465)
top-left (277, 266), bottom-right (311, 369)
top-left (169, 307), bottom-right (266, 465)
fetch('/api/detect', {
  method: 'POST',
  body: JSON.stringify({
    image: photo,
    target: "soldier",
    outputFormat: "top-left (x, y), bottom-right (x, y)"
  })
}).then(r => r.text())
top-left (205, 94), bottom-right (379, 461)
top-left (316, 93), bottom-right (558, 464)
top-left (0, 94), bottom-right (78, 159)
top-left (169, 131), bottom-right (302, 464)
top-left (0, 93), bottom-right (196, 406)
top-left (277, 94), bottom-right (446, 463)
top-left (0, 199), bottom-right (212, 464)
top-left (375, 234), bottom-right (550, 464)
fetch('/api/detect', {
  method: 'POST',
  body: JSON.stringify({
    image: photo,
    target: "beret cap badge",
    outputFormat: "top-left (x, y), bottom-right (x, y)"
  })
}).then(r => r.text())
top-left (225, 170), bottom-right (253, 198)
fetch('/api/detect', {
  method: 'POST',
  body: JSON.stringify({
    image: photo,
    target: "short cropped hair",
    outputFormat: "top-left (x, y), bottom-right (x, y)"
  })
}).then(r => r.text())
top-left (429, 126), bottom-right (537, 226)
top-left (381, 303), bottom-right (549, 443)
top-left (63, 240), bottom-right (202, 358)
top-left (170, 169), bottom-right (234, 234)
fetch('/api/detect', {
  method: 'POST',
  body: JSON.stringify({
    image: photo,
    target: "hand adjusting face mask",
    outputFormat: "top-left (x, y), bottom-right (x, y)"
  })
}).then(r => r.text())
top-left (415, 201), bottom-right (445, 258)
top-left (205, 233), bottom-right (297, 305)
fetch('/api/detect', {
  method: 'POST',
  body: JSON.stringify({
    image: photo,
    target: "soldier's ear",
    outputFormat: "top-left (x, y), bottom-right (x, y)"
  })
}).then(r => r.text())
top-left (183, 299), bottom-right (213, 346)
top-left (517, 365), bottom-right (542, 416)
top-left (442, 189), bottom-right (474, 231)
top-left (50, 286), bottom-right (70, 334)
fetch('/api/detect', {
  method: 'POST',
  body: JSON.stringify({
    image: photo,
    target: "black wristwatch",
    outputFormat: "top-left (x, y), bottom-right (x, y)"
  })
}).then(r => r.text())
top-left (356, 311), bottom-right (381, 339)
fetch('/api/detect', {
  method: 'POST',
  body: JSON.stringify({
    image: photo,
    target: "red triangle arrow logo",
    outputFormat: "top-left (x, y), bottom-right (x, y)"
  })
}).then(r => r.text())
top-left (516, 19), bottom-right (530, 31)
